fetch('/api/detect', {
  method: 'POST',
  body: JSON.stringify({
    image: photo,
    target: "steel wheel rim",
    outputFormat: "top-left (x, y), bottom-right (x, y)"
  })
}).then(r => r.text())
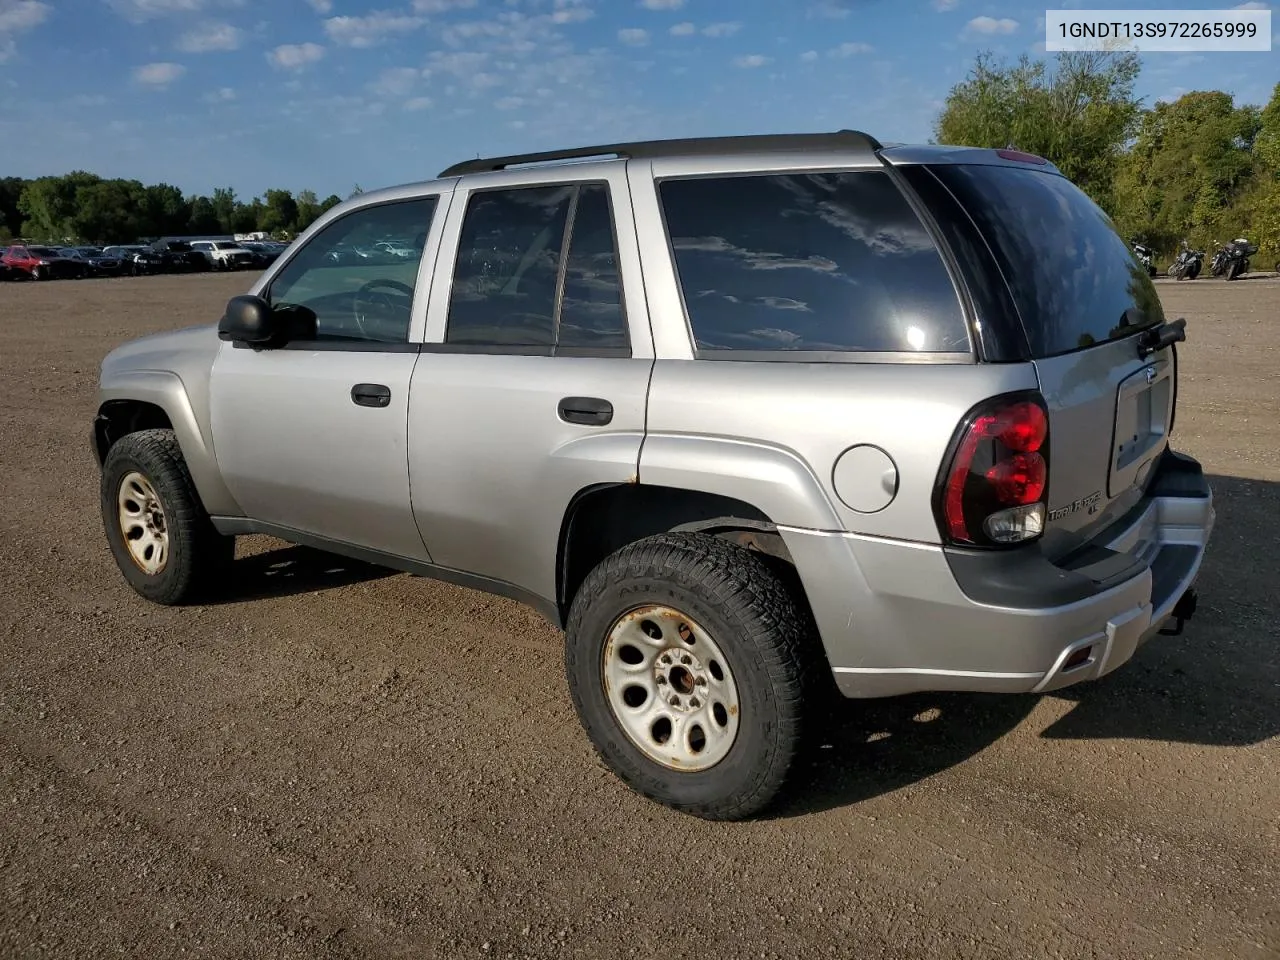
top-left (602, 604), bottom-right (742, 772)
top-left (117, 471), bottom-right (169, 575)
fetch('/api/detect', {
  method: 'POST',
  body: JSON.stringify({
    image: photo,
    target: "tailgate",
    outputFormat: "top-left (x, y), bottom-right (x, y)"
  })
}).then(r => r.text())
top-left (1033, 338), bottom-right (1174, 545)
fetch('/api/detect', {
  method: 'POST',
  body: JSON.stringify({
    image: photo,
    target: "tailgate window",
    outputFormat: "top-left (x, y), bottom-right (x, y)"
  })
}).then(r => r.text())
top-left (928, 164), bottom-right (1163, 359)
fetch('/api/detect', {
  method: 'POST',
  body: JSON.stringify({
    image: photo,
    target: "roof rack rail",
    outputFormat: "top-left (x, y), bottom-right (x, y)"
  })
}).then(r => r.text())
top-left (437, 129), bottom-right (883, 179)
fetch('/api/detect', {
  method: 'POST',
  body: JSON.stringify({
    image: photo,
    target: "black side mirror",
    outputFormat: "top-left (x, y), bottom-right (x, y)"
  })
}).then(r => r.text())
top-left (218, 295), bottom-right (281, 346)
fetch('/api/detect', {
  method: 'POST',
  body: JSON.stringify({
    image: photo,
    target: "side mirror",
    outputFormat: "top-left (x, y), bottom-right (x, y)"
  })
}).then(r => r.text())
top-left (218, 295), bottom-right (280, 346)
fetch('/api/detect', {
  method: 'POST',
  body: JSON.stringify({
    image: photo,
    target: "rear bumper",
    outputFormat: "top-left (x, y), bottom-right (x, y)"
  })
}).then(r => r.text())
top-left (786, 449), bottom-right (1215, 698)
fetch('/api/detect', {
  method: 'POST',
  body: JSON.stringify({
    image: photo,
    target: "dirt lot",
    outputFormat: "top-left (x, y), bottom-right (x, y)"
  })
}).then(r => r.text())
top-left (1, 271), bottom-right (1277, 960)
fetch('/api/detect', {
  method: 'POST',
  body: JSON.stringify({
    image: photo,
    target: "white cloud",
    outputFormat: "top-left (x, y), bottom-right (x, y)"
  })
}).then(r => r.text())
top-left (203, 85), bottom-right (236, 102)
top-left (371, 66), bottom-right (420, 96)
top-left (934, 0), bottom-right (958, 8)
top-left (809, 0), bottom-right (851, 17)
top-left (177, 20), bottom-right (242, 52)
top-left (1232, 1), bottom-right (1269, 7)
top-left (669, 20), bottom-right (695, 35)
top-left (413, 0), bottom-right (480, 10)
top-left (734, 53), bottom-right (771, 67)
top-left (0, 0), bottom-right (49, 62)
top-left (133, 61), bottom-right (186, 86)
top-left (267, 41), bottom-right (325, 69)
top-left (640, 0), bottom-right (683, 7)
top-left (551, 2), bottom-right (594, 24)
top-left (306, 0), bottom-right (332, 11)
top-left (701, 21), bottom-right (741, 37)
top-left (618, 27), bottom-right (649, 45)
top-left (324, 11), bottom-right (425, 47)
top-left (830, 41), bottom-right (872, 55)
top-left (108, 0), bottom-right (201, 20)
top-left (404, 96), bottom-right (433, 111)
top-left (964, 15), bottom-right (1019, 34)
top-left (799, 49), bottom-right (819, 61)
top-left (495, 95), bottom-right (525, 109)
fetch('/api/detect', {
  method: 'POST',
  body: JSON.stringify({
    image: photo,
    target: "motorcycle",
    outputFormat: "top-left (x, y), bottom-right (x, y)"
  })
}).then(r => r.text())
top-left (1209, 241), bottom-right (1228, 277)
top-left (1220, 237), bottom-right (1256, 281)
top-left (1131, 239), bottom-right (1158, 277)
top-left (1167, 240), bottom-right (1203, 281)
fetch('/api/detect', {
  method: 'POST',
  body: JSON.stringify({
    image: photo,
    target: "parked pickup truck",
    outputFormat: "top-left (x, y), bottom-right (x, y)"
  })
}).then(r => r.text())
top-left (91, 130), bottom-right (1214, 821)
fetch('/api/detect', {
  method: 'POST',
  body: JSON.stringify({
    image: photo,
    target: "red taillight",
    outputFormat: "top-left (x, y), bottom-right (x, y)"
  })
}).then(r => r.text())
top-left (938, 394), bottom-right (1050, 546)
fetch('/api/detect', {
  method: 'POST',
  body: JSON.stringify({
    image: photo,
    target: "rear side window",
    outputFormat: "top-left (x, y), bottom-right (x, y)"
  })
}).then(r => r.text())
top-left (928, 163), bottom-right (1164, 358)
top-left (446, 182), bottom-right (629, 352)
top-left (658, 170), bottom-right (970, 355)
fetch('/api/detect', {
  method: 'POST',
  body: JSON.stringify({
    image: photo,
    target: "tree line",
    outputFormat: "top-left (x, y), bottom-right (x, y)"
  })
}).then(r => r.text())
top-left (936, 50), bottom-right (1280, 261)
top-left (0, 175), bottom-right (350, 245)
top-left (3, 52), bottom-right (1277, 260)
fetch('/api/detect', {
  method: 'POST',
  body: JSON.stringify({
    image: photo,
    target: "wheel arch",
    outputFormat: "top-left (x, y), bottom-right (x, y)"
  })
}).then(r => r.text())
top-left (555, 482), bottom-right (817, 633)
top-left (95, 371), bottom-right (242, 517)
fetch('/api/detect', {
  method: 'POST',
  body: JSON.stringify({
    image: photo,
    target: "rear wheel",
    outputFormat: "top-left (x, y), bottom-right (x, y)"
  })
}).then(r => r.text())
top-left (564, 532), bottom-right (818, 821)
top-left (100, 429), bottom-right (233, 605)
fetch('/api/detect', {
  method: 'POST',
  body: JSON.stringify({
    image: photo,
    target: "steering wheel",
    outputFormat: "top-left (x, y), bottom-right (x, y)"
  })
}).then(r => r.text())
top-left (352, 278), bottom-right (415, 340)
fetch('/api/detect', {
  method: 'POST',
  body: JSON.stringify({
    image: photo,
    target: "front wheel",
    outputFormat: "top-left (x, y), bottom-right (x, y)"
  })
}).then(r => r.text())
top-left (1189, 261), bottom-right (1201, 279)
top-left (564, 532), bottom-right (819, 821)
top-left (100, 429), bottom-right (233, 605)
top-left (1227, 259), bottom-right (1243, 281)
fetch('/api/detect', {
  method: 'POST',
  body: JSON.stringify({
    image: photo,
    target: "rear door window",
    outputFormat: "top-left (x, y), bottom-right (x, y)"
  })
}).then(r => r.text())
top-left (927, 163), bottom-right (1164, 358)
top-left (657, 170), bottom-right (970, 356)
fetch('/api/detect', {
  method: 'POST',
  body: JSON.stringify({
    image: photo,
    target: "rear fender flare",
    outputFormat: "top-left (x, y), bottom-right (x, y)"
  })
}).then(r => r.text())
top-left (638, 434), bottom-right (844, 532)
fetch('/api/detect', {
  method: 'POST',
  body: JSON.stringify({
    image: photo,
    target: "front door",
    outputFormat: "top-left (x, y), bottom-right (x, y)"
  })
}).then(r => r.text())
top-left (208, 190), bottom-right (450, 561)
top-left (407, 166), bottom-right (655, 604)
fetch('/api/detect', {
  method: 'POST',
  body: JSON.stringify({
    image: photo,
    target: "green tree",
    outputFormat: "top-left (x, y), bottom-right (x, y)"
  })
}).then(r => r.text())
top-left (211, 187), bottom-right (237, 234)
top-left (935, 50), bottom-right (1143, 211)
top-left (294, 189), bottom-right (321, 232)
top-left (260, 188), bottom-right (299, 234)
top-left (18, 171), bottom-right (101, 240)
top-left (1255, 82), bottom-right (1280, 175)
top-left (1113, 91), bottom-right (1259, 254)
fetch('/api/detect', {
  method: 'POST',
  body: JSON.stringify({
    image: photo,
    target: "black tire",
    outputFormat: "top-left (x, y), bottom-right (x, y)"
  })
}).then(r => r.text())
top-left (100, 428), bottom-right (233, 605)
top-left (1226, 259), bottom-right (1242, 281)
top-left (1189, 261), bottom-right (1201, 279)
top-left (564, 532), bottom-right (820, 821)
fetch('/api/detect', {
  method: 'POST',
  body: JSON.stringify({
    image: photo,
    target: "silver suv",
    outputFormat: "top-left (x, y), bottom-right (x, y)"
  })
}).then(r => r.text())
top-left (91, 131), bottom-right (1215, 821)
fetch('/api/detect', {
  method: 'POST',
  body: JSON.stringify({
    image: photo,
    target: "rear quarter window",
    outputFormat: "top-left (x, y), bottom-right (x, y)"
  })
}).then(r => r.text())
top-left (927, 163), bottom-right (1164, 358)
top-left (657, 170), bottom-right (971, 356)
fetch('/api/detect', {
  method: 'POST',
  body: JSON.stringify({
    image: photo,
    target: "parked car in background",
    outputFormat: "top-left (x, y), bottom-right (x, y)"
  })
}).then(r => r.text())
top-left (237, 241), bottom-right (281, 268)
top-left (63, 246), bottom-right (127, 278)
top-left (1, 244), bottom-right (84, 280)
top-left (190, 240), bottom-right (257, 271)
top-left (102, 245), bottom-right (166, 276)
top-left (149, 239), bottom-right (209, 273)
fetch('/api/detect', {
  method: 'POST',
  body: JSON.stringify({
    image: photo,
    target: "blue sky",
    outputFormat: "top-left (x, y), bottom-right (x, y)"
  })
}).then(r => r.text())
top-left (0, 0), bottom-right (1275, 199)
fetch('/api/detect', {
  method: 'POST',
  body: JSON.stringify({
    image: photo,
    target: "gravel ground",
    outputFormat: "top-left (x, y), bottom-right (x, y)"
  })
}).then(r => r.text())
top-left (0, 270), bottom-right (1277, 960)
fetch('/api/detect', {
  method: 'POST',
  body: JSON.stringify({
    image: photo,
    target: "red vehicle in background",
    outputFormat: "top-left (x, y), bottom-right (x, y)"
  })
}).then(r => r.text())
top-left (0, 244), bottom-right (85, 280)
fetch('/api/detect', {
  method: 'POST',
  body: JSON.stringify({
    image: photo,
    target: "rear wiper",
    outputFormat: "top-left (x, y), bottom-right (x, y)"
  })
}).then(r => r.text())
top-left (1138, 317), bottom-right (1186, 358)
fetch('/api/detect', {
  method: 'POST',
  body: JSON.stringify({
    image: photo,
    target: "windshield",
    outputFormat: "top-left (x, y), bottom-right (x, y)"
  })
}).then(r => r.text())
top-left (29, 246), bottom-right (59, 257)
top-left (928, 163), bottom-right (1164, 358)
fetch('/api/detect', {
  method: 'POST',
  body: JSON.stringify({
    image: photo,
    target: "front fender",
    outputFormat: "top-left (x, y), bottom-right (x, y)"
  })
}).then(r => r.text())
top-left (638, 433), bottom-right (843, 531)
top-left (97, 369), bottom-right (243, 517)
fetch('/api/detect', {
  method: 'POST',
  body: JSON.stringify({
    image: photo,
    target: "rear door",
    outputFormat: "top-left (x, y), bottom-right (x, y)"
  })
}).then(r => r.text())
top-left (407, 163), bottom-right (654, 605)
top-left (925, 161), bottom-right (1175, 556)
